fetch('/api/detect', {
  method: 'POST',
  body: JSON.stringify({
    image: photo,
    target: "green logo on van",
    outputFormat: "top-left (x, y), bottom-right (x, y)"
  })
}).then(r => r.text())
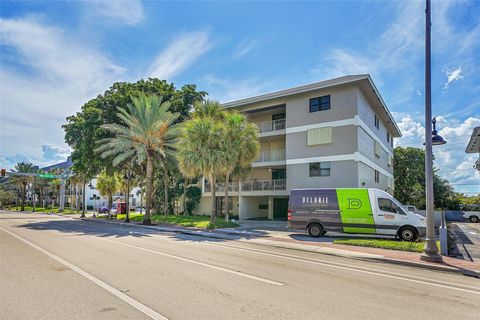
top-left (347, 198), bottom-right (362, 209)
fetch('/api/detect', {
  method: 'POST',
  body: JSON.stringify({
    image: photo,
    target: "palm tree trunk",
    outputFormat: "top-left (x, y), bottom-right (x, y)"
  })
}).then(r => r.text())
top-left (125, 180), bottom-right (130, 223)
top-left (224, 173), bottom-right (230, 222)
top-left (144, 155), bottom-right (153, 225)
top-left (210, 175), bottom-right (216, 225)
top-left (183, 179), bottom-right (187, 216)
top-left (162, 158), bottom-right (168, 217)
top-left (21, 184), bottom-right (26, 211)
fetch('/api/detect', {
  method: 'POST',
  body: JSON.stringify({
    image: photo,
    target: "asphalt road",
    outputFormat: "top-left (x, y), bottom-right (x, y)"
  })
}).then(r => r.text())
top-left (1, 212), bottom-right (479, 320)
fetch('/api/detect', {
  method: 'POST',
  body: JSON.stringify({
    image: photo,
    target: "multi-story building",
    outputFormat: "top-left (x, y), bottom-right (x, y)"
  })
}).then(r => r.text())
top-left (194, 75), bottom-right (402, 220)
top-left (466, 126), bottom-right (480, 172)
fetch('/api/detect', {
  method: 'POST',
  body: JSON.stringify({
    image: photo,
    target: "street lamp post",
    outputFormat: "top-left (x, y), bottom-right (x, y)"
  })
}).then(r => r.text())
top-left (421, 0), bottom-right (443, 262)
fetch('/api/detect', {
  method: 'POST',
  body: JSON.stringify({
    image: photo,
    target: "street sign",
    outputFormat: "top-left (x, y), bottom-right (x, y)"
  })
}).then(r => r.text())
top-left (38, 173), bottom-right (58, 179)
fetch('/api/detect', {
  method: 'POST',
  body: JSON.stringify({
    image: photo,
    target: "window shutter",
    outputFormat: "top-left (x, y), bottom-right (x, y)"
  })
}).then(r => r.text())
top-left (307, 127), bottom-right (332, 145)
top-left (374, 141), bottom-right (382, 157)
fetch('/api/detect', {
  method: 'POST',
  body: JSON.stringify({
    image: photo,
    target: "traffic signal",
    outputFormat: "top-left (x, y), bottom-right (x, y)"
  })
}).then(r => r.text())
top-left (1, 169), bottom-right (6, 177)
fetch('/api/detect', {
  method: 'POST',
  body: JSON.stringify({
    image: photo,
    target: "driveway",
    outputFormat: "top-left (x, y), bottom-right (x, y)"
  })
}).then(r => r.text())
top-left (450, 222), bottom-right (480, 262)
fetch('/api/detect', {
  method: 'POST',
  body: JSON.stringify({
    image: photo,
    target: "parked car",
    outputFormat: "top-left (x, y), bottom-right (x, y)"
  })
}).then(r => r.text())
top-left (288, 188), bottom-right (426, 241)
top-left (405, 205), bottom-right (418, 212)
top-left (463, 212), bottom-right (479, 223)
top-left (135, 206), bottom-right (146, 213)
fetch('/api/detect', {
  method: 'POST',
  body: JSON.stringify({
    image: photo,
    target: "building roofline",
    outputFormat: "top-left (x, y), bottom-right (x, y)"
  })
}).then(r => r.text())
top-left (221, 74), bottom-right (402, 137)
top-left (466, 126), bottom-right (480, 153)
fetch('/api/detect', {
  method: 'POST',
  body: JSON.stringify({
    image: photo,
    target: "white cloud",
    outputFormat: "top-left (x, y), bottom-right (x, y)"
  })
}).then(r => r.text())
top-left (233, 38), bottom-right (257, 59)
top-left (203, 75), bottom-right (271, 103)
top-left (90, 0), bottom-right (144, 26)
top-left (442, 66), bottom-right (463, 89)
top-left (0, 17), bottom-right (126, 168)
top-left (0, 144), bottom-right (72, 169)
top-left (149, 30), bottom-right (211, 80)
top-left (395, 115), bottom-right (480, 193)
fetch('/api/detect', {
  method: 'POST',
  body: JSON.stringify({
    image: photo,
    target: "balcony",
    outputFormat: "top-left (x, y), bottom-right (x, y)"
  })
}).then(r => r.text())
top-left (255, 119), bottom-right (286, 134)
top-left (254, 149), bottom-right (286, 163)
top-left (204, 179), bottom-right (286, 193)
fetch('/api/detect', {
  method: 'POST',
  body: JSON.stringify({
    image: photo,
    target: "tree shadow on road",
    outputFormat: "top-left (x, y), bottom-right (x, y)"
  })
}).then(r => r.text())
top-left (16, 219), bottom-right (230, 243)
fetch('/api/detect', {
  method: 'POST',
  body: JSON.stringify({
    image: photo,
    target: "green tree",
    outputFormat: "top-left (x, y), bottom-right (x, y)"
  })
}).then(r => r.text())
top-left (393, 146), bottom-right (459, 209)
top-left (10, 162), bottom-right (37, 211)
top-left (96, 94), bottom-right (179, 225)
top-left (96, 170), bottom-right (121, 214)
top-left (221, 112), bottom-right (259, 221)
top-left (176, 100), bottom-right (229, 224)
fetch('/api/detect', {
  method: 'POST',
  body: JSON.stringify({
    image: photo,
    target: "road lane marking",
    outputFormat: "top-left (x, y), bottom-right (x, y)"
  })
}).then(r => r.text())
top-left (210, 243), bottom-right (480, 295)
top-left (0, 226), bottom-right (168, 320)
top-left (102, 237), bottom-right (284, 286)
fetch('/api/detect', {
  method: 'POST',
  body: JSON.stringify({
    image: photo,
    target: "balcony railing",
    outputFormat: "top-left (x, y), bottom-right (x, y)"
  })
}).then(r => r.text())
top-left (255, 149), bottom-right (286, 163)
top-left (241, 179), bottom-right (286, 192)
top-left (255, 119), bottom-right (286, 133)
top-left (204, 179), bottom-right (286, 193)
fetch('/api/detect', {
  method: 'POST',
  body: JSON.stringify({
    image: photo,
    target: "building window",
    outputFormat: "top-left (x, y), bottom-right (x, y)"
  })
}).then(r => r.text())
top-left (309, 95), bottom-right (330, 112)
top-left (374, 141), bottom-right (382, 158)
top-left (309, 162), bottom-right (331, 177)
top-left (374, 115), bottom-right (380, 129)
top-left (374, 170), bottom-right (380, 183)
top-left (390, 137), bottom-right (394, 148)
top-left (387, 132), bottom-right (390, 143)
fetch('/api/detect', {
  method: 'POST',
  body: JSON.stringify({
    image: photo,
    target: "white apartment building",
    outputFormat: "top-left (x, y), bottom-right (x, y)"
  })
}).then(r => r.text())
top-left (194, 75), bottom-right (402, 220)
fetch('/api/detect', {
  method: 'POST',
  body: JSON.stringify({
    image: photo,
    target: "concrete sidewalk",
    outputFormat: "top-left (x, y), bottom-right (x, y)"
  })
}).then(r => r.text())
top-left (18, 211), bottom-right (480, 278)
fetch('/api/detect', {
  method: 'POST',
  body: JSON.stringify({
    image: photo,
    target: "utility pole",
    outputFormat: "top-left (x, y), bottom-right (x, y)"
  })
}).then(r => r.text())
top-left (421, 0), bottom-right (442, 262)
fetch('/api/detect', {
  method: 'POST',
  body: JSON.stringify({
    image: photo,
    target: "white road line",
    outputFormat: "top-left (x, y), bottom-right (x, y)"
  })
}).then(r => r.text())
top-left (0, 226), bottom-right (168, 320)
top-left (211, 243), bottom-right (480, 295)
top-left (102, 237), bottom-right (284, 286)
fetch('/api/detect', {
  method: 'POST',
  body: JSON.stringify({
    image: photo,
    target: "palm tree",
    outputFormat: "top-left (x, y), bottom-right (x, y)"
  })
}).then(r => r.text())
top-left (96, 169), bottom-right (121, 216)
top-left (96, 93), bottom-right (179, 225)
top-left (176, 100), bottom-right (229, 225)
top-left (221, 112), bottom-right (259, 221)
top-left (10, 162), bottom-right (36, 211)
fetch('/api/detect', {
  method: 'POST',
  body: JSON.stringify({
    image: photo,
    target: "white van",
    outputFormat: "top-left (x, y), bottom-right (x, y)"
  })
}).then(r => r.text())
top-left (287, 188), bottom-right (426, 241)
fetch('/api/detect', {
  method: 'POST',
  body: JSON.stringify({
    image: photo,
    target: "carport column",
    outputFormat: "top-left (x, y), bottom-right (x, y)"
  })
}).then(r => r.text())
top-left (268, 196), bottom-right (274, 220)
top-left (239, 196), bottom-right (245, 220)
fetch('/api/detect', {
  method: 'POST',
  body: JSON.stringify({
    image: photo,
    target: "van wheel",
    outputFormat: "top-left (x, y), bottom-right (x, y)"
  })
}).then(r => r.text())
top-left (307, 223), bottom-right (324, 238)
top-left (399, 226), bottom-right (419, 242)
top-left (470, 215), bottom-right (479, 223)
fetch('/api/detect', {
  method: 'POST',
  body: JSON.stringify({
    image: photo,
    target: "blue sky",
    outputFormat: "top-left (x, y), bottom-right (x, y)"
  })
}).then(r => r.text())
top-left (0, 0), bottom-right (479, 194)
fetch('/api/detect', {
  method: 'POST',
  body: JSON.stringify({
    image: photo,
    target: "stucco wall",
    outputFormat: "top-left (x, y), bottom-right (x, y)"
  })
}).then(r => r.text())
top-left (357, 90), bottom-right (393, 152)
top-left (286, 85), bottom-right (358, 128)
top-left (357, 127), bottom-right (392, 174)
top-left (239, 196), bottom-right (269, 219)
top-left (286, 125), bottom-right (358, 160)
top-left (286, 160), bottom-right (358, 190)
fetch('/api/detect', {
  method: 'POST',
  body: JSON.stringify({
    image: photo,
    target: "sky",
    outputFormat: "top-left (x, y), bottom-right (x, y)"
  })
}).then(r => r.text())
top-left (0, 0), bottom-right (479, 195)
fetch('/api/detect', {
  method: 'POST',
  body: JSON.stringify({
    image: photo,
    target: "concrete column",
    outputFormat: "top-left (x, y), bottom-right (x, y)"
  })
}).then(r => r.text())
top-left (238, 196), bottom-right (244, 220)
top-left (268, 196), bottom-right (274, 220)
